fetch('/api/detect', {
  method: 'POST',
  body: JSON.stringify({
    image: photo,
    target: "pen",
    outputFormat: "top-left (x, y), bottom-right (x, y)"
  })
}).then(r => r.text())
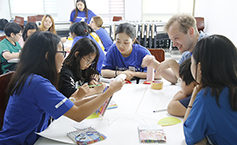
top-left (153, 109), bottom-right (167, 113)
top-left (78, 84), bottom-right (102, 88)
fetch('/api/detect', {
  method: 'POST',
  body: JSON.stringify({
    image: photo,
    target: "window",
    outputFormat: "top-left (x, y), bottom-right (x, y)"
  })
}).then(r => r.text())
top-left (142, 0), bottom-right (194, 22)
top-left (86, 0), bottom-right (125, 22)
top-left (9, 0), bottom-right (57, 20)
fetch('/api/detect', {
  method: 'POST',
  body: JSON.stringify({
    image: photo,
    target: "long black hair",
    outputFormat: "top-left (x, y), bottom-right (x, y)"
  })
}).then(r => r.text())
top-left (7, 31), bottom-right (61, 98)
top-left (63, 38), bottom-right (99, 82)
top-left (73, 0), bottom-right (89, 23)
top-left (115, 23), bottom-right (139, 44)
top-left (192, 34), bottom-right (237, 110)
top-left (22, 22), bottom-right (39, 41)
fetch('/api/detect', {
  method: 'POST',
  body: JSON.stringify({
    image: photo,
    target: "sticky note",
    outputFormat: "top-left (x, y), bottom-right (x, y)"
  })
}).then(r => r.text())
top-left (86, 112), bottom-right (99, 119)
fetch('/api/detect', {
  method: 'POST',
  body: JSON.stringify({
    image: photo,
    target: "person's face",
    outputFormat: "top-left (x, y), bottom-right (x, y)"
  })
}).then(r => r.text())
top-left (89, 18), bottom-right (97, 30)
top-left (44, 17), bottom-right (52, 30)
top-left (11, 31), bottom-right (22, 42)
top-left (179, 78), bottom-right (195, 96)
top-left (115, 32), bottom-right (134, 56)
top-left (168, 21), bottom-right (193, 53)
top-left (55, 42), bottom-right (65, 73)
top-left (80, 53), bottom-right (96, 70)
top-left (191, 56), bottom-right (201, 83)
top-left (77, 1), bottom-right (85, 11)
top-left (27, 29), bottom-right (37, 37)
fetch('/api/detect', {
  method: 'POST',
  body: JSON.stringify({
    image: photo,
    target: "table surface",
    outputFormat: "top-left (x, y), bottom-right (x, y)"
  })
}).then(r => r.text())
top-left (34, 79), bottom-right (186, 145)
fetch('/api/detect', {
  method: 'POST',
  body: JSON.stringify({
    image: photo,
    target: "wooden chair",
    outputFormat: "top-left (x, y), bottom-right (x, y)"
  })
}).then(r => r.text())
top-left (112, 16), bottom-right (122, 21)
top-left (0, 71), bottom-right (15, 130)
top-left (35, 15), bottom-right (44, 21)
top-left (194, 17), bottom-right (205, 32)
top-left (27, 16), bottom-right (36, 23)
top-left (148, 48), bottom-right (165, 62)
top-left (14, 16), bottom-right (24, 28)
top-left (0, 35), bottom-right (6, 42)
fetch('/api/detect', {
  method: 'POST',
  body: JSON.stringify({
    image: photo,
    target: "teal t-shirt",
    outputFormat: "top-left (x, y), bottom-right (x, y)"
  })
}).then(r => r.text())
top-left (0, 38), bottom-right (21, 73)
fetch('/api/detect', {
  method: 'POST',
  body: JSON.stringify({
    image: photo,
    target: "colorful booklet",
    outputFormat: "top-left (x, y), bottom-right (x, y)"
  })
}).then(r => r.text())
top-left (138, 125), bottom-right (166, 143)
top-left (67, 127), bottom-right (106, 145)
top-left (107, 100), bottom-right (118, 110)
top-left (94, 86), bottom-right (112, 116)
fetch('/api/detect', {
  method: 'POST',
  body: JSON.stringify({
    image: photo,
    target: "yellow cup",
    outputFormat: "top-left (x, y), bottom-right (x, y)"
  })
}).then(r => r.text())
top-left (151, 81), bottom-right (163, 90)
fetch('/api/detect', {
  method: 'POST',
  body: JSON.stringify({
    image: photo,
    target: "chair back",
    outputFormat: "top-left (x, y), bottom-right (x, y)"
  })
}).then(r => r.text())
top-left (27, 16), bottom-right (36, 23)
top-left (195, 17), bottom-right (205, 32)
top-left (112, 16), bottom-right (122, 21)
top-left (0, 71), bottom-right (15, 130)
top-left (148, 48), bottom-right (165, 62)
top-left (14, 16), bottom-right (24, 28)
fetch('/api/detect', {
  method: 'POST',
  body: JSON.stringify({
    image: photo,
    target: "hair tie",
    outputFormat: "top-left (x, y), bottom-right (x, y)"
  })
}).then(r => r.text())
top-left (85, 30), bottom-right (88, 33)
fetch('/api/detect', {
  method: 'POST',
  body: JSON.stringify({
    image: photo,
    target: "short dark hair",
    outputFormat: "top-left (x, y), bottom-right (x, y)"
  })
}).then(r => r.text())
top-left (7, 31), bottom-right (61, 98)
top-left (179, 58), bottom-right (195, 85)
top-left (4, 22), bottom-right (22, 37)
top-left (22, 22), bottom-right (39, 41)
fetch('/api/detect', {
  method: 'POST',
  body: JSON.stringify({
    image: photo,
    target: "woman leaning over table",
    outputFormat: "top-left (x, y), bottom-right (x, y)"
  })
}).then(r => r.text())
top-left (0, 31), bottom-right (124, 145)
top-left (70, 0), bottom-right (96, 25)
top-left (183, 35), bottom-right (237, 145)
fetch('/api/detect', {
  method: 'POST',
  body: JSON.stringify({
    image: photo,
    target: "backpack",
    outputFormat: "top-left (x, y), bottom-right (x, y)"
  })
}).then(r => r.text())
top-left (0, 19), bottom-right (8, 31)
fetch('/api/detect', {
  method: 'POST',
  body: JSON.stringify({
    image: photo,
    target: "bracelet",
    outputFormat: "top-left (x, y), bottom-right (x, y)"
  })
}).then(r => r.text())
top-left (188, 106), bottom-right (192, 108)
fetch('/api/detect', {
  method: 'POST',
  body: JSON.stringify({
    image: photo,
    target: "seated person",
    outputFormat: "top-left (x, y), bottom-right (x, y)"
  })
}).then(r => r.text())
top-left (69, 21), bottom-right (105, 74)
top-left (18, 22), bottom-right (38, 47)
top-left (38, 14), bottom-right (67, 43)
top-left (167, 58), bottom-right (197, 117)
top-left (0, 22), bottom-right (22, 73)
top-left (101, 23), bottom-right (160, 81)
top-left (89, 16), bottom-right (113, 52)
top-left (59, 38), bottom-right (106, 101)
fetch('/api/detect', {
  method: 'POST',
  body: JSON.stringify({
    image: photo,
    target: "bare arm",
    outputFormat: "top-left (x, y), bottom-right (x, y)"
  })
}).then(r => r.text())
top-left (64, 80), bottom-right (124, 122)
top-left (167, 90), bottom-right (187, 117)
top-left (2, 51), bottom-right (20, 60)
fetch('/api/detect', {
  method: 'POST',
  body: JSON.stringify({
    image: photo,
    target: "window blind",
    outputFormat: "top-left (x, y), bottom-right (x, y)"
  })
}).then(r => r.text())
top-left (142, 0), bottom-right (194, 22)
top-left (9, 0), bottom-right (57, 20)
top-left (87, 0), bottom-right (125, 22)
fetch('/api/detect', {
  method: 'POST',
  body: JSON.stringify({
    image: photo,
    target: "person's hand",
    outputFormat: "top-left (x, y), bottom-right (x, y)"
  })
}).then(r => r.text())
top-left (189, 85), bottom-right (200, 106)
top-left (141, 55), bottom-right (156, 67)
top-left (61, 37), bottom-right (67, 43)
top-left (154, 59), bottom-right (173, 75)
top-left (89, 79), bottom-right (97, 85)
top-left (76, 84), bottom-right (90, 100)
top-left (109, 79), bottom-right (125, 93)
top-left (92, 82), bottom-right (107, 93)
top-left (120, 70), bottom-right (134, 81)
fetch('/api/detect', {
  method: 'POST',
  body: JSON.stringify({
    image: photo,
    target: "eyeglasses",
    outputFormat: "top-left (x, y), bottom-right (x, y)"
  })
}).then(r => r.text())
top-left (56, 51), bottom-right (67, 57)
top-left (82, 57), bottom-right (95, 65)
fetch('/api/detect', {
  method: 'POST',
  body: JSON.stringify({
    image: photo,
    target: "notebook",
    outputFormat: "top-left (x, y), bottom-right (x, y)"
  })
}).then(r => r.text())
top-left (138, 125), bottom-right (166, 143)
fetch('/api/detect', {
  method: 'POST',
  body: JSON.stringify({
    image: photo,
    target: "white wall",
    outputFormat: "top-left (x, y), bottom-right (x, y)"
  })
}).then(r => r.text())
top-left (0, 0), bottom-right (11, 20)
top-left (124, 0), bottom-right (142, 21)
top-left (195, 0), bottom-right (237, 46)
top-left (56, 0), bottom-right (75, 21)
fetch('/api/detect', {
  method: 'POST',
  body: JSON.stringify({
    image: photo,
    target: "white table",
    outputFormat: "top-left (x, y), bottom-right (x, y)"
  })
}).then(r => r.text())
top-left (34, 79), bottom-right (186, 145)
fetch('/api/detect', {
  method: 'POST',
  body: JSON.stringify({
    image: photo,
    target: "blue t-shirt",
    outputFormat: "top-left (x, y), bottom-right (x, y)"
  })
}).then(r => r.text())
top-left (70, 9), bottom-right (96, 24)
top-left (71, 35), bottom-right (105, 74)
top-left (102, 43), bottom-right (151, 72)
top-left (179, 95), bottom-right (191, 108)
top-left (96, 28), bottom-right (113, 52)
top-left (178, 31), bottom-right (207, 65)
top-left (0, 74), bottom-right (74, 145)
top-left (183, 87), bottom-right (237, 145)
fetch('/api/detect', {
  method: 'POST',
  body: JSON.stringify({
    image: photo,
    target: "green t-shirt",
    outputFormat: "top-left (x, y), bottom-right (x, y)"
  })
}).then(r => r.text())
top-left (0, 38), bottom-right (22, 73)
